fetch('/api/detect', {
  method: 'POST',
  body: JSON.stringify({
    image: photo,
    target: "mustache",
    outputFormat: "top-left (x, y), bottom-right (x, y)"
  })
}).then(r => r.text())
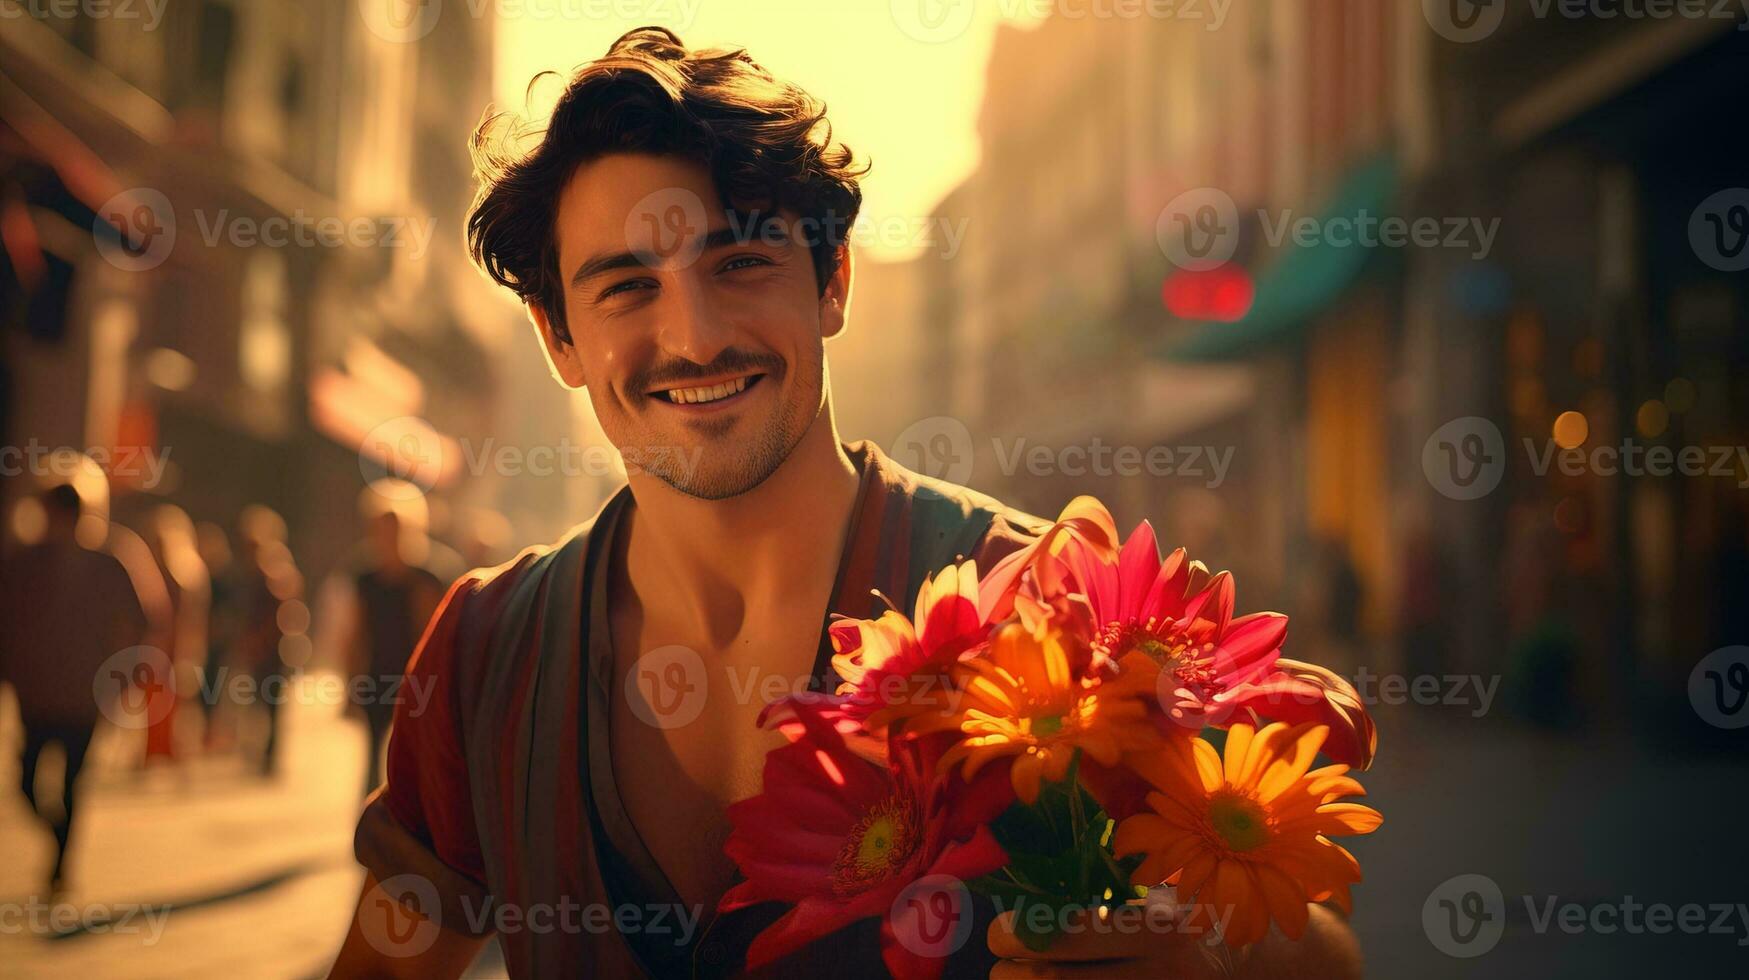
top-left (632, 348), bottom-right (784, 393)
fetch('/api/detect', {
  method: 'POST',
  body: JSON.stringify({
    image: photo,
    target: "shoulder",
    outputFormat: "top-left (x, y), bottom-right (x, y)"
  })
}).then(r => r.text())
top-left (413, 526), bottom-right (586, 683)
top-left (975, 504), bottom-right (1050, 566)
top-left (408, 493), bottom-right (618, 693)
top-left (858, 440), bottom-right (1046, 529)
top-left (854, 440), bottom-right (1047, 573)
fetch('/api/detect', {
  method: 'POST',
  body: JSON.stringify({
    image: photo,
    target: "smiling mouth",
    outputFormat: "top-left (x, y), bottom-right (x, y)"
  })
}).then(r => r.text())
top-left (653, 372), bottom-right (764, 406)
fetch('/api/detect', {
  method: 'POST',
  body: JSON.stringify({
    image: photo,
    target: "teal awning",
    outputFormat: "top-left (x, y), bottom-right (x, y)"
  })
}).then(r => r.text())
top-left (1164, 153), bottom-right (1398, 362)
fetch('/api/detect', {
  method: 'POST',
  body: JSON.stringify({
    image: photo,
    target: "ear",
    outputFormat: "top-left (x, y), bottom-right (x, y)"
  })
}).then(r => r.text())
top-left (527, 301), bottom-right (588, 389)
top-left (819, 245), bottom-right (853, 341)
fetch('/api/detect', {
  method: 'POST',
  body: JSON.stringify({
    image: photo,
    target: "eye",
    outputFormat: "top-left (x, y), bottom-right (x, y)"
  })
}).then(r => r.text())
top-left (598, 278), bottom-right (654, 300)
top-left (720, 254), bottom-right (772, 273)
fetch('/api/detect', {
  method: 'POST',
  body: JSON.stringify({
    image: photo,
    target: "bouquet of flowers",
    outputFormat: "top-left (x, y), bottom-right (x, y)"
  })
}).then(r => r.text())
top-left (719, 498), bottom-right (1382, 977)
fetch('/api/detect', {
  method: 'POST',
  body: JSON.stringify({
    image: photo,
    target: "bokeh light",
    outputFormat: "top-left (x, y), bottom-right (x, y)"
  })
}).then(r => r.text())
top-left (1553, 410), bottom-right (1590, 449)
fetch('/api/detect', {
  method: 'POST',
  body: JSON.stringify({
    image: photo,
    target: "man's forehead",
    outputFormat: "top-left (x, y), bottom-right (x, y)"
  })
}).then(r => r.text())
top-left (558, 154), bottom-right (721, 223)
top-left (555, 154), bottom-right (721, 251)
top-left (555, 153), bottom-right (811, 272)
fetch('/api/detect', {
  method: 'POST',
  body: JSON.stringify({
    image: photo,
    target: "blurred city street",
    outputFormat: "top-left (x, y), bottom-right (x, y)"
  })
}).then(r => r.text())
top-left (0, 693), bottom-right (364, 978)
top-left (1354, 705), bottom-right (1749, 976)
top-left (0, 690), bottom-right (516, 979)
top-left (1, 0), bottom-right (1747, 977)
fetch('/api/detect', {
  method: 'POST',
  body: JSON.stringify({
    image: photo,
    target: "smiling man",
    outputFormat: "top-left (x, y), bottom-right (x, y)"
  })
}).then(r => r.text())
top-left (327, 27), bottom-right (1360, 979)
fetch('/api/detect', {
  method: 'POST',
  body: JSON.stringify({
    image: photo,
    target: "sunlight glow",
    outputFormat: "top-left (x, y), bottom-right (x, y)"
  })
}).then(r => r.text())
top-left (493, 1), bottom-right (1025, 260)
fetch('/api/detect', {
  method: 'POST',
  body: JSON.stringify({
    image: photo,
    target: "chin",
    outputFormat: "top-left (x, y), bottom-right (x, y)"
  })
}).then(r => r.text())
top-left (653, 417), bottom-right (802, 498)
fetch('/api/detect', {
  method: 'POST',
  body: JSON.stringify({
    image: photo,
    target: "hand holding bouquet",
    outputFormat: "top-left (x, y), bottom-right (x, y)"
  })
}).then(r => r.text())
top-left (721, 498), bottom-right (1381, 977)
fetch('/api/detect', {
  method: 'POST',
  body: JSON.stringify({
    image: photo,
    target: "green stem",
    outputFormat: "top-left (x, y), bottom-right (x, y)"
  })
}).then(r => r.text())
top-left (1098, 835), bottom-right (1134, 898)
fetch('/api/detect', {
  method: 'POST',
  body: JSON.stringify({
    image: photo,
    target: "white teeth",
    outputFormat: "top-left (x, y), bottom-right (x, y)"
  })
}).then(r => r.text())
top-left (664, 376), bottom-right (750, 404)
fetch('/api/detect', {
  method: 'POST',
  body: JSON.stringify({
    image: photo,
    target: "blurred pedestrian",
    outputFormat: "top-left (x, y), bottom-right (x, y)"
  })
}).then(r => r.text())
top-left (236, 505), bottom-right (302, 779)
top-left (1398, 509), bottom-right (1451, 681)
top-left (456, 506), bottom-right (512, 571)
top-left (195, 520), bottom-right (243, 751)
top-left (1502, 502), bottom-right (1580, 727)
top-left (0, 484), bottom-right (156, 892)
top-left (1295, 535), bottom-right (1366, 679)
top-left (346, 484), bottom-right (446, 798)
top-left (142, 505), bottom-right (210, 765)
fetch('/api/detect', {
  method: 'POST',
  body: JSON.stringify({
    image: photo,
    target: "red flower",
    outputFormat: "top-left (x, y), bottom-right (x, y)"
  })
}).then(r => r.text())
top-left (986, 500), bottom-right (1376, 774)
top-left (829, 559), bottom-right (987, 727)
top-left (721, 700), bottom-right (1012, 977)
top-left (977, 495), bottom-right (1120, 626)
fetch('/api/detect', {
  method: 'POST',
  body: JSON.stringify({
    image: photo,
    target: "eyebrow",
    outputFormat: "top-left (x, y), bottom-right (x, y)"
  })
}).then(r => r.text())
top-left (568, 227), bottom-right (755, 289)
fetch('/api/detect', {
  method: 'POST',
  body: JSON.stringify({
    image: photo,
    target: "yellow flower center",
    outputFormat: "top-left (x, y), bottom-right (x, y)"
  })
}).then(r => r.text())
top-left (1207, 792), bottom-right (1271, 852)
top-left (832, 796), bottom-right (918, 895)
top-left (1131, 637), bottom-right (1182, 661)
top-left (1100, 619), bottom-right (1220, 696)
top-left (1030, 713), bottom-right (1066, 738)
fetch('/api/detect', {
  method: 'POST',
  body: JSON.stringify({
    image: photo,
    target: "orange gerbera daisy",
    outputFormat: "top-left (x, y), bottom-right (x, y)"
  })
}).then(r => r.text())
top-left (909, 622), bottom-right (1159, 803)
top-left (1112, 722), bottom-right (1382, 948)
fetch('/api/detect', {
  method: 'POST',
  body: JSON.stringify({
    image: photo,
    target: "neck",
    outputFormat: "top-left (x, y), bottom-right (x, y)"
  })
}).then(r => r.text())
top-left (619, 402), bottom-right (860, 642)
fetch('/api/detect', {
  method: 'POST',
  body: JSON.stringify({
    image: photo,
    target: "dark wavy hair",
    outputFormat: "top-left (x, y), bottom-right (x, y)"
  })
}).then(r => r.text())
top-left (466, 26), bottom-right (866, 345)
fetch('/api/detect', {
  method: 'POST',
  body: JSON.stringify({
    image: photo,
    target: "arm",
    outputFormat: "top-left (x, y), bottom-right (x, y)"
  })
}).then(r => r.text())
top-left (337, 575), bottom-right (498, 977)
top-left (327, 872), bottom-right (489, 980)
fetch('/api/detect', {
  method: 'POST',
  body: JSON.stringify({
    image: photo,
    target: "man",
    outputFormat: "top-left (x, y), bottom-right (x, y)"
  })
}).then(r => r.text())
top-left (195, 519), bottom-right (241, 751)
top-left (141, 503), bottom-right (211, 767)
top-left (235, 505), bottom-right (303, 779)
top-left (0, 484), bottom-right (154, 892)
top-left (330, 28), bottom-right (1361, 978)
top-left (346, 487), bottom-right (447, 797)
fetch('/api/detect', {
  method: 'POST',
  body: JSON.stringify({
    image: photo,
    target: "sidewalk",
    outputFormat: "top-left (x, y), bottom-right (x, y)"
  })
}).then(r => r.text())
top-left (1350, 705), bottom-right (1749, 977)
top-left (0, 697), bottom-right (375, 979)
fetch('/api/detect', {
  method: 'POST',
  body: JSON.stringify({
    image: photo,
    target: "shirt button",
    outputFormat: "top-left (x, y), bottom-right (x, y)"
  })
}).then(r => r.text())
top-left (700, 940), bottom-right (725, 964)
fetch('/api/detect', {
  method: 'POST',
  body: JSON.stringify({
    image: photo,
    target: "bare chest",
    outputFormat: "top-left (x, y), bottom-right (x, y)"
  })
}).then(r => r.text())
top-left (605, 607), bottom-right (828, 908)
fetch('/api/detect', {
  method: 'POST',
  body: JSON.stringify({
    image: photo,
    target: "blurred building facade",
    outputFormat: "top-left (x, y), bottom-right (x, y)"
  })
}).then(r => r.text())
top-left (1, 3), bottom-right (587, 606)
top-left (864, 2), bottom-right (1746, 738)
top-left (1419, 11), bottom-right (1749, 732)
top-left (5, 2), bottom-right (1742, 740)
top-left (886, 1), bottom-right (1430, 681)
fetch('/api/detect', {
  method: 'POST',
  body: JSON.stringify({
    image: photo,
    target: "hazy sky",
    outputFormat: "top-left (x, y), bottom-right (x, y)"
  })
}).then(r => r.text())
top-left (493, 0), bottom-right (1038, 260)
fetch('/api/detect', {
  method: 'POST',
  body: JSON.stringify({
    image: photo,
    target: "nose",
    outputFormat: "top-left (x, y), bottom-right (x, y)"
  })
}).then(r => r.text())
top-left (654, 271), bottom-right (733, 366)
